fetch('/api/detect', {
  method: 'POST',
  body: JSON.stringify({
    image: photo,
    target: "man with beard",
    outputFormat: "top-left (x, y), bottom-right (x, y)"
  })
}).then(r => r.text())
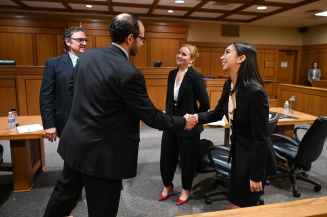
top-left (43, 13), bottom-right (197, 217)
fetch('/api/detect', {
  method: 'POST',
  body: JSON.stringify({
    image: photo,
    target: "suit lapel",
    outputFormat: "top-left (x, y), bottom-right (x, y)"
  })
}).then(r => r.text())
top-left (63, 53), bottom-right (74, 75)
top-left (177, 67), bottom-right (192, 103)
top-left (233, 88), bottom-right (245, 124)
top-left (168, 69), bottom-right (178, 101)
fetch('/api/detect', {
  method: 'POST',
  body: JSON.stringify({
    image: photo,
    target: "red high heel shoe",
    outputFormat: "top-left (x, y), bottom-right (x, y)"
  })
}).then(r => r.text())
top-left (176, 197), bottom-right (189, 205)
top-left (158, 185), bottom-right (174, 201)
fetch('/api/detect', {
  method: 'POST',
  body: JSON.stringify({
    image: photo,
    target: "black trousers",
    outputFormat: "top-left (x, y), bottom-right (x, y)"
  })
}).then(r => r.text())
top-left (160, 131), bottom-right (199, 190)
top-left (43, 162), bottom-right (122, 217)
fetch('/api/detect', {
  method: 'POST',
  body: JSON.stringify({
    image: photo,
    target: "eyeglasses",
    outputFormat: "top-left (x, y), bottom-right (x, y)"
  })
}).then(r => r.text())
top-left (70, 38), bottom-right (90, 43)
top-left (134, 35), bottom-right (146, 43)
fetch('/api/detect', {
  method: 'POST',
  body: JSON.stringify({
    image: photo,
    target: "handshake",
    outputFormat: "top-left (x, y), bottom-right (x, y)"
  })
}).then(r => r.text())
top-left (183, 113), bottom-right (199, 130)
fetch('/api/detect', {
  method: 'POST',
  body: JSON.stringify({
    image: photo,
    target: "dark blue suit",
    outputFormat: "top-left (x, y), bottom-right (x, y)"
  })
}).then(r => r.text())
top-left (40, 53), bottom-right (74, 137)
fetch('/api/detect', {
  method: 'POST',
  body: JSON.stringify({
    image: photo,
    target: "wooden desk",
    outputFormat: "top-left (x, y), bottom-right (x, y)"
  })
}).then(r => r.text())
top-left (177, 196), bottom-right (327, 217)
top-left (204, 107), bottom-right (317, 146)
top-left (0, 116), bottom-right (45, 192)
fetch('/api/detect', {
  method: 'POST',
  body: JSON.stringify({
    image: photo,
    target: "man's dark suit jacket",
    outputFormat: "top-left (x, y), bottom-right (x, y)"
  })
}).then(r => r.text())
top-left (58, 44), bottom-right (186, 180)
top-left (197, 81), bottom-right (276, 182)
top-left (165, 67), bottom-right (210, 137)
top-left (40, 53), bottom-right (74, 137)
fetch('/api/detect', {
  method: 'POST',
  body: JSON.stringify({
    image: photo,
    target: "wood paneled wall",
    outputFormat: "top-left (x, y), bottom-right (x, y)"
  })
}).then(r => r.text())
top-left (0, 66), bottom-right (175, 116)
top-left (0, 66), bottom-right (279, 118)
top-left (1, 16), bottom-right (327, 86)
top-left (0, 17), bottom-right (187, 67)
top-left (1, 16), bottom-right (327, 113)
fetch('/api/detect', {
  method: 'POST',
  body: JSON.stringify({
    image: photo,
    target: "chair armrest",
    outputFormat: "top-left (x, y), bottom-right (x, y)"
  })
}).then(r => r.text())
top-left (294, 126), bottom-right (309, 141)
top-left (270, 133), bottom-right (300, 147)
top-left (208, 145), bottom-right (230, 152)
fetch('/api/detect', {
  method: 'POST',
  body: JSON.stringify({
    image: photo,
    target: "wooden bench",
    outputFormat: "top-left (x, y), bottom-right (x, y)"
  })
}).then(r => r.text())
top-left (177, 196), bottom-right (327, 217)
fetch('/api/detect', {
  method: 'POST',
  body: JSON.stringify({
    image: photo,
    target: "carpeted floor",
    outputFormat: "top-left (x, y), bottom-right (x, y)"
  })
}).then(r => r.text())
top-left (0, 124), bottom-right (326, 217)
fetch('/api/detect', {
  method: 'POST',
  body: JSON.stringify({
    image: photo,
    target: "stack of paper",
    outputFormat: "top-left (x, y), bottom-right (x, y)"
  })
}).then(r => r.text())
top-left (207, 120), bottom-right (226, 126)
top-left (17, 124), bottom-right (44, 134)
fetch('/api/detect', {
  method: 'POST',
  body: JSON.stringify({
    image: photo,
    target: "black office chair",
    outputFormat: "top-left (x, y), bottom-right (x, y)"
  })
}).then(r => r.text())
top-left (196, 139), bottom-right (215, 174)
top-left (203, 112), bottom-right (279, 204)
top-left (268, 116), bottom-right (327, 197)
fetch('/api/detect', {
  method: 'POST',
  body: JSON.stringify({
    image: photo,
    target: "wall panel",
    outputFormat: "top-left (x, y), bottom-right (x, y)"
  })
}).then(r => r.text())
top-left (149, 38), bottom-right (180, 67)
top-left (0, 33), bottom-right (34, 65)
top-left (35, 34), bottom-right (55, 66)
top-left (25, 79), bottom-right (42, 115)
top-left (0, 78), bottom-right (17, 116)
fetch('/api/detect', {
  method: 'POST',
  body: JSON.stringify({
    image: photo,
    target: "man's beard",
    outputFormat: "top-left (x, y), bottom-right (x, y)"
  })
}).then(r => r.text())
top-left (130, 41), bottom-right (138, 56)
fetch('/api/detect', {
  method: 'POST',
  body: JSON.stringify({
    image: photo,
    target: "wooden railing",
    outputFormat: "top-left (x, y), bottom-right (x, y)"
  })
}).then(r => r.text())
top-left (177, 196), bottom-right (327, 217)
top-left (277, 83), bottom-right (327, 116)
top-left (312, 80), bottom-right (327, 88)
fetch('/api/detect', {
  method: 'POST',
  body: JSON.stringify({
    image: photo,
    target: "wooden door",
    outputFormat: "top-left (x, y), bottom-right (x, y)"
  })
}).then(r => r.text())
top-left (277, 50), bottom-right (297, 84)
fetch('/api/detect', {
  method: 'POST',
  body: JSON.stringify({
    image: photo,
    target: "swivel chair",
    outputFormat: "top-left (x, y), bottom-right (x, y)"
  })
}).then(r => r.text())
top-left (268, 116), bottom-right (327, 197)
top-left (203, 112), bottom-right (279, 204)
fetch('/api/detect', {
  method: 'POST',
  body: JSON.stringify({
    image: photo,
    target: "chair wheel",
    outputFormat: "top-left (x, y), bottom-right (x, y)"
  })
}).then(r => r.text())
top-left (314, 185), bottom-right (321, 192)
top-left (204, 197), bottom-right (212, 204)
top-left (265, 179), bottom-right (270, 186)
top-left (293, 191), bottom-right (301, 197)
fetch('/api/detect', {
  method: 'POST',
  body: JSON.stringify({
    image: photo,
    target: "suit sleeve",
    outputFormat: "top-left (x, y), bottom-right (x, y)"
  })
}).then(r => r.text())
top-left (192, 72), bottom-right (210, 112)
top-left (249, 90), bottom-right (269, 181)
top-left (39, 60), bottom-right (56, 129)
top-left (122, 71), bottom-right (186, 131)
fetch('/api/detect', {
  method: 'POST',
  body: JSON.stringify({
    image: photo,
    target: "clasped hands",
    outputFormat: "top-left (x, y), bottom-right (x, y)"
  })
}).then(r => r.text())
top-left (183, 113), bottom-right (199, 130)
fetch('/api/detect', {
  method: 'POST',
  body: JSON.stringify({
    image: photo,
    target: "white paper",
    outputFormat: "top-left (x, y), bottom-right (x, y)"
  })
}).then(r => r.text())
top-left (207, 120), bottom-right (226, 126)
top-left (17, 124), bottom-right (44, 133)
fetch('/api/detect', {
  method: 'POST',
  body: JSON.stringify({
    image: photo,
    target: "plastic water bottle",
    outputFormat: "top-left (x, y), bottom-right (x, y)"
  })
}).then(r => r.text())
top-left (284, 101), bottom-right (289, 115)
top-left (11, 108), bottom-right (19, 127)
top-left (8, 111), bottom-right (16, 131)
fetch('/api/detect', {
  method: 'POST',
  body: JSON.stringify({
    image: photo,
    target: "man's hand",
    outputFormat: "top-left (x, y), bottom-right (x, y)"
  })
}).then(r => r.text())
top-left (190, 114), bottom-right (198, 122)
top-left (183, 113), bottom-right (197, 130)
top-left (44, 127), bottom-right (57, 142)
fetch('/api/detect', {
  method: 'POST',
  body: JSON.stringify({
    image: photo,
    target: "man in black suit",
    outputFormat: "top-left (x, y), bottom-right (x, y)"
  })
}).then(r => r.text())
top-left (43, 13), bottom-right (197, 217)
top-left (39, 26), bottom-right (88, 142)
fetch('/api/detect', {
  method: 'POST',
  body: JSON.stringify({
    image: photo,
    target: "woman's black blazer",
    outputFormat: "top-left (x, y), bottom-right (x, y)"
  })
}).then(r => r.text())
top-left (165, 67), bottom-right (210, 137)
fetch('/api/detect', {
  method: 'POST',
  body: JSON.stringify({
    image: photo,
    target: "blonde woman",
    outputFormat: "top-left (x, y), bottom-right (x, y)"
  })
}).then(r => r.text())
top-left (158, 44), bottom-right (210, 205)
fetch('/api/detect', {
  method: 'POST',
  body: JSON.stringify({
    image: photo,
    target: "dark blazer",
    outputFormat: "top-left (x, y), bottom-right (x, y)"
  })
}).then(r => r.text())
top-left (57, 44), bottom-right (186, 180)
top-left (165, 67), bottom-right (210, 137)
top-left (39, 53), bottom-right (74, 137)
top-left (197, 81), bottom-right (275, 182)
